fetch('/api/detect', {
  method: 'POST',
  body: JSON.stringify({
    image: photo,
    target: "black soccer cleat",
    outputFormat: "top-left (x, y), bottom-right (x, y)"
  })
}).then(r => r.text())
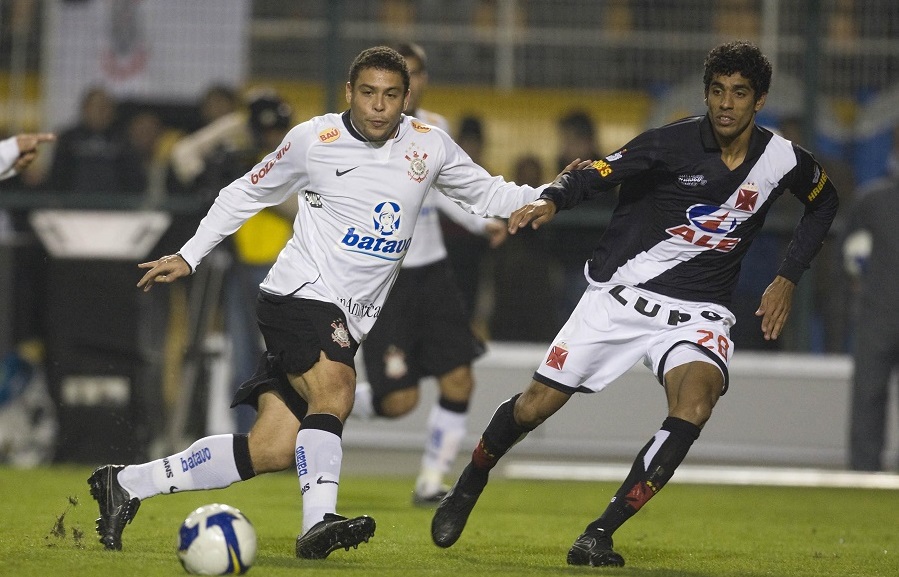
top-left (88, 464), bottom-right (141, 551)
top-left (412, 487), bottom-right (448, 508)
top-left (430, 465), bottom-right (485, 548)
top-left (295, 513), bottom-right (376, 559)
top-left (566, 528), bottom-right (626, 567)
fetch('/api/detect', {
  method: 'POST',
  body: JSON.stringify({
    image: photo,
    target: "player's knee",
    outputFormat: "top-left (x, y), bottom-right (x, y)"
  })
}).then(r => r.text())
top-left (513, 382), bottom-right (570, 428)
top-left (438, 365), bottom-right (475, 398)
top-left (248, 431), bottom-right (296, 473)
top-left (374, 388), bottom-right (418, 417)
top-left (670, 399), bottom-right (716, 428)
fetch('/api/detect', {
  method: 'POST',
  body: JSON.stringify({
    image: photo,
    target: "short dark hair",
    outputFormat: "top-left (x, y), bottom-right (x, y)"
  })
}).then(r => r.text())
top-left (703, 40), bottom-right (772, 101)
top-left (349, 46), bottom-right (410, 93)
top-left (394, 42), bottom-right (427, 71)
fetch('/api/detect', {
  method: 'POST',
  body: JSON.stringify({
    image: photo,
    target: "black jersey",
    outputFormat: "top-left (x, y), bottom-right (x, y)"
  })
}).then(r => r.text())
top-left (540, 115), bottom-right (839, 308)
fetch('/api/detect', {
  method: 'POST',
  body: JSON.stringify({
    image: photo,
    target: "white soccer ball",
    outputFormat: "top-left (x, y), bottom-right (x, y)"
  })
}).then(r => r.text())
top-left (177, 503), bottom-right (257, 575)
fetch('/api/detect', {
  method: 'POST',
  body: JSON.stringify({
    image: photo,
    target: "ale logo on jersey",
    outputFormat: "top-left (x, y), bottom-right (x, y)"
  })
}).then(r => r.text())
top-left (664, 203), bottom-right (743, 253)
top-left (686, 204), bottom-right (741, 234)
top-left (339, 199), bottom-right (412, 261)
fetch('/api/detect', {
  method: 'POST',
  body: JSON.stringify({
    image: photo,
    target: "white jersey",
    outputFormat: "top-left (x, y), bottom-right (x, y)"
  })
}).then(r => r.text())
top-left (179, 111), bottom-right (545, 341)
top-left (403, 109), bottom-right (491, 268)
top-left (0, 136), bottom-right (20, 180)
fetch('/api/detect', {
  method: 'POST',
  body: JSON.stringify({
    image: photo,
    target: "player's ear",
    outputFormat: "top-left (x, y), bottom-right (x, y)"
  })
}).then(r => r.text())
top-left (754, 92), bottom-right (767, 113)
top-left (345, 82), bottom-right (352, 104)
top-left (403, 89), bottom-right (410, 112)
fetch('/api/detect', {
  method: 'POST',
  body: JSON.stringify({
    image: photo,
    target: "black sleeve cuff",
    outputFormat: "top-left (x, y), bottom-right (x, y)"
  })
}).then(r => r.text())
top-left (776, 257), bottom-right (806, 285)
top-left (538, 186), bottom-right (568, 211)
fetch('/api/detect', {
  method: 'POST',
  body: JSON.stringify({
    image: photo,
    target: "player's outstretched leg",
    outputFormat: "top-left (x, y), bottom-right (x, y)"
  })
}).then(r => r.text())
top-left (295, 513), bottom-right (377, 559)
top-left (88, 434), bottom-right (257, 551)
top-left (431, 393), bottom-right (532, 547)
top-left (567, 416), bottom-right (700, 566)
top-left (567, 528), bottom-right (625, 567)
top-left (88, 464), bottom-right (141, 551)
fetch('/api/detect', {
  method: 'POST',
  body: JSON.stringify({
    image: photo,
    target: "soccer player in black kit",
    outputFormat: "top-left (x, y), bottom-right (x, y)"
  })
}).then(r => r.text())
top-left (432, 40), bottom-right (839, 567)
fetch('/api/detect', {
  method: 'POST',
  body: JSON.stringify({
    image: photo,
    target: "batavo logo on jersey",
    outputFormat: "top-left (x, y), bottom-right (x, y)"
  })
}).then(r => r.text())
top-left (373, 200), bottom-right (402, 234)
top-left (250, 142), bottom-right (291, 184)
top-left (339, 199), bottom-right (411, 260)
top-left (545, 342), bottom-right (569, 370)
top-left (318, 127), bottom-right (340, 143)
top-left (410, 120), bottom-right (431, 133)
top-left (665, 204), bottom-right (743, 252)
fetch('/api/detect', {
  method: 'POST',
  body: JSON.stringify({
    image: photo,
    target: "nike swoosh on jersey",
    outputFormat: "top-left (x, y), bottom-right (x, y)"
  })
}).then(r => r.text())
top-left (316, 476), bottom-right (339, 485)
top-left (335, 166), bottom-right (359, 176)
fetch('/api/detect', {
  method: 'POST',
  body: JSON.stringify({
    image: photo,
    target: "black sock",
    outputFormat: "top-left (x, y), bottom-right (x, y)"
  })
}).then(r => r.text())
top-left (473, 394), bottom-right (531, 468)
top-left (460, 394), bottom-right (529, 491)
top-left (587, 416), bottom-right (700, 535)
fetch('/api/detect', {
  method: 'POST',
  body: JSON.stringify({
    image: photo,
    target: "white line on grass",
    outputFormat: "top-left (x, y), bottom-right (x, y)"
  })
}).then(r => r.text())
top-left (503, 462), bottom-right (899, 490)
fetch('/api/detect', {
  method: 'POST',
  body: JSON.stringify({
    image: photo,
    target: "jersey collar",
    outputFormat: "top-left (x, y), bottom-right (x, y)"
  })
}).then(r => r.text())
top-left (699, 113), bottom-right (768, 159)
top-left (699, 114), bottom-right (720, 151)
top-left (341, 110), bottom-right (404, 143)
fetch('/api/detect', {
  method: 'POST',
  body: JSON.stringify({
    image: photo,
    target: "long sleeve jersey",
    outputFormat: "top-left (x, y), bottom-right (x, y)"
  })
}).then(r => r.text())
top-left (540, 115), bottom-right (839, 308)
top-left (0, 137), bottom-right (19, 180)
top-left (402, 108), bottom-right (493, 268)
top-left (178, 111), bottom-right (544, 341)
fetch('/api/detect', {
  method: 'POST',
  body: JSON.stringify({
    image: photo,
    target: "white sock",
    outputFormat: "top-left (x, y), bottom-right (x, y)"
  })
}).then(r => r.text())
top-left (351, 381), bottom-right (375, 419)
top-left (296, 427), bottom-right (343, 533)
top-left (416, 404), bottom-right (467, 496)
top-left (118, 435), bottom-right (242, 500)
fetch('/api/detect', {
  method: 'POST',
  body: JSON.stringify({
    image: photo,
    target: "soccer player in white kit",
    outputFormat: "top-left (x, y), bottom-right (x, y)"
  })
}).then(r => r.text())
top-left (86, 46), bottom-right (559, 560)
top-left (432, 41), bottom-right (839, 567)
top-left (352, 42), bottom-right (509, 506)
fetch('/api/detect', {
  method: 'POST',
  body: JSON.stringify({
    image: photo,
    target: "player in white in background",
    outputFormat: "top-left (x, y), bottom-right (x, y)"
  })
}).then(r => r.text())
top-left (352, 42), bottom-right (508, 506)
top-left (87, 46), bottom-right (572, 560)
top-left (0, 133), bottom-right (55, 180)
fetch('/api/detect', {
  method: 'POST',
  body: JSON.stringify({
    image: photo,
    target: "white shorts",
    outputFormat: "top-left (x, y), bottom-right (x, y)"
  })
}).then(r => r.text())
top-left (533, 284), bottom-right (735, 394)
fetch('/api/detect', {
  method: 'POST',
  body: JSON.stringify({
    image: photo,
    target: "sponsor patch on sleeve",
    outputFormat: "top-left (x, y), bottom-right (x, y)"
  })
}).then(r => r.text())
top-left (318, 127), bottom-right (340, 143)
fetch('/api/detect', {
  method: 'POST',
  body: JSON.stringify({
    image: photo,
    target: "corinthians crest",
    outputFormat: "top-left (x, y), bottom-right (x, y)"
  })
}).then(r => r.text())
top-left (330, 320), bottom-right (351, 348)
top-left (405, 146), bottom-right (429, 182)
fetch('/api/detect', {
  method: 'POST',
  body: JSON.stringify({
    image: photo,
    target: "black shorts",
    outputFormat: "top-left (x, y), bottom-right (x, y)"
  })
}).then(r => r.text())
top-left (255, 292), bottom-right (359, 374)
top-left (362, 260), bottom-right (484, 400)
top-left (231, 293), bottom-right (359, 420)
top-left (231, 351), bottom-right (309, 421)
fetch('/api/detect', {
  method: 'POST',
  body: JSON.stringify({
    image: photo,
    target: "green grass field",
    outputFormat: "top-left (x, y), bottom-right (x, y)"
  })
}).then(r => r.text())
top-left (1, 464), bottom-right (897, 577)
